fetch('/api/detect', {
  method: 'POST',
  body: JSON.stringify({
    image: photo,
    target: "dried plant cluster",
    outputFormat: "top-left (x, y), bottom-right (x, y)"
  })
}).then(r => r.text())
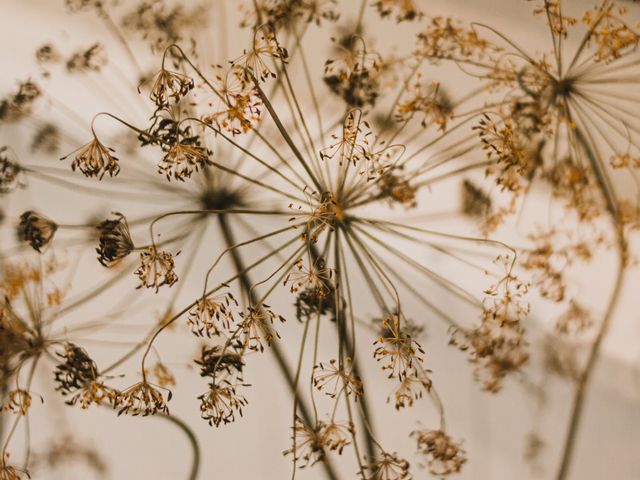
top-left (0, 0), bottom-right (639, 479)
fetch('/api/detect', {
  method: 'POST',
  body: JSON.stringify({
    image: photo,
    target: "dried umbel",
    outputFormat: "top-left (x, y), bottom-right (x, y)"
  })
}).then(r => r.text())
top-left (158, 142), bottom-right (211, 181)
top-left (187, 291), bottom-right (238, 337)
top-left (1, 389), bottom-right (35, 415)
top-left (374, 314), bottom-right (425, 380)
top-left (239, 305), bottom-right (286, 352)
top-left (233, 26), bottom-right (288, 82)
top-left (63, 135), bottom-right (120, 180)
top-left (313, 358), bottom-right (363, 399)
top-left (412, 429), bottom-right (466, 476)
top-left (373, 0), bottom-right (422, 22)
top-left (363, 451), bottom-right (412, 480)
top-left (0, 80), bottom-right (41, 123)
top-left (285, 257), bottom-right (333, 297)
top-left (198, 381), bottom-right (247, 427)
top-left (0, 453), bottom-right (29, 480)
top-left (284, 417), bottom-right (325, 467)
top-left (147, 67), bottom-right (194, 108)
top-left (116, 381), bottom-right (171, 416)
top-left (134, 246), bottom-right (179, 291)
top-left (18, 211), bottom-right (58, 253)
top-left (96, 212), bottom-right (134, 267)
top-left (0, 147), bottom-right (22, 194)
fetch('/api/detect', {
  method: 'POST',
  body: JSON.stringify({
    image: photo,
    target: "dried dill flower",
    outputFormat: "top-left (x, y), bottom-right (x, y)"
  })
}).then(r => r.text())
top-left (0, 147), bottom-right (22, 193)
top-left (62, 136), bottom-right (120, 180)
top-left (233, 26), bottom-right (288, 82)
top-left (373, 314), bottom-right (425, 380)
top-left (18, 211), bottom-right (58, 253)
top-left (378, 172), bottom-right (417, 209)
top-left (134, 246), bottom-right (179, 291)
top-left (96, 212), bottom-right (134, 267)
top-left (187, 292), bottom-right (238, 337)
top-left (313, 358), bottom-right (363, 399)
top-left (1, 389), bottom-right (38, 415)
top-left (158, 142), bottom-right (211, 181)
top-left (284, 416), bottom-right (325, 467)
top-left (198, 381), bottom-right (247, 427)
top-left (373, 0), bottom-right (422, 22)
top-left (0, 453), bottom-right (29, 480)
top-left (390, 373), bottom-right (431, 410)
top-left (285, 257), bottom-right (333, 297)
top-left (412, 429), bottom-right (466, 476)
top-left (363, 451), bottom-right (412, 480)
top-left (239, 305), bottom-right (286, 352)
top-left (0, 80), bottom-right (41, 123)
top-left (66, 43), bottom-right (107, 73)
top-left (116, 381), bottom-right (171, 416)
top-left (147, 67), bottom-right (194, 108)
top-left (53, 343), bottom-right (117, 408)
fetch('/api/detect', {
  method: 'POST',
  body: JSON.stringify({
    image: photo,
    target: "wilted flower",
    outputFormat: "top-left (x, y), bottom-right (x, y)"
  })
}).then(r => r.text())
top-left (363, 451), bottom-right (412, 480)
top-left (412, 429), bottom-right (466, 476)
top-left (198, 381), bottom-right (247, 427)
top-left (313, 358), bottom-right (363, 399)
top-left (134, 246), bottom-right (179, 291)
top-left (187, 291), bottom-right (238, 337)
top-left (239, 305), bottom-right (286, 352)
top-left (374, 314), bottom-right (425, 380)
top-left (18, 210), bottom-right (58, 253)
top-left (1, 389), bottom-right (36, 415)
top-left (158, 143), bottom-right (211, 181)
top-left (116, 381), bottom-right (171, 416)
top-left (284, 416), bottom-right (325, 467)
top-left (147, 67), bottom-right (194, 108)
top-left (63, 136), bottom-right (120, 180)
top-left (96, 212), bottom-right (134, 267)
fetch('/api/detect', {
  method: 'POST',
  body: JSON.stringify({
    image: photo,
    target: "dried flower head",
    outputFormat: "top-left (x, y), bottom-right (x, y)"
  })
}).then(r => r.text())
top-left (283, 416), bottom-right (325, 467)
top-left (96, 212), bottom-right (134, 267)
top-left (285, 257), bottom-right (333, 297)
top-left (313, 358), bottom-right (363, 399)
top-left (390, 372), bottom-right (431, 410)
top-left (158, 142), bottom-right (211, 181)
top-left (412, 429), bottom-right (466, 476)
top-left (18, 211), bottom-right (58, 253)
top-left (116, 381), bottom-right (171, 416)
top-left (374, 314), bottom-right (425, 380)
top-left (1, 389), bottom-right (38, 415)
top-left (187, 291), bottom-right (238, 337)
top-left (134, 246), bottom-right (179, 291)
top-left (0, 80), bottom-right (41, 123)
top-left (373, 0), bottom-right (422, 22)
top-left (147, 67), bottom-right (194, 108)
top-left (63, 136), bottom-right (120, 180)
top-left (364, 451), bottom-right (412, 480)
top-left (198, 381), bottom-right (247, 427)
top-left (233, 26), bottom-right (288, 82)
top-left (0, 147), bottom-right (22, 194)
top-left (239, 305), bottom-right (286, 352)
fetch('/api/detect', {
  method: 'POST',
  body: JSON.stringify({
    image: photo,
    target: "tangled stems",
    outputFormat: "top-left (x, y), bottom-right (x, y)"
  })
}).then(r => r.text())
top-left (555, 126), bottom-right (627, 480)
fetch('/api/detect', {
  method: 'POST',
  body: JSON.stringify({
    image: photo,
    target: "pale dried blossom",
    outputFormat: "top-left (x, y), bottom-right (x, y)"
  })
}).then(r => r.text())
top-left (529, 0), bottom-right (577, 38)
top-left (18, 211), bottom-right (58, 253)
top-left (1, 389), bottom-right (37, 415)
top-left (416, 16), bottom-right (495, 62)
top-left (0, 80), bottom-right (41, 123)
top-left (0, 147), bottom-right (22, 194)
top-left (187, 291), bottom-right (238, 337)
top-left (239, 305), bottom-right (286, 352)
top-left (374, 314), bottom-right (425, 380)
top-left (364, 451), bottom-right (412, 480)
top-left (285, 257), bottom-right (333, 297)
top-left (63, 136), bottom-right (120, 180)
top-left (412, 429), bottom-right (466, 476)
top-left (158, 142), bottom-right (211, 181)
top-left (134, 246), bottom-right (179, 291)
top-left (147, 67), bottom-right (194, 108)
top-left (378, 172), bottom-right (417, 209)
top-left (313, 358), bottom-right (363, 399)
top-left (390, 372), bottom-right (431, 410)
top-left (233, 26), bottom-right (288, 82)
top-left (373, 0), bottom-right (422, 22)
top-left (116, 381), bottom-right (171, 416)
top-left (96, 212), bottom-right (134, 267)
top-left (395, 78), bottom-right (452, 130)
top-left (583, 3), bottom-right (639, 62)
top-left (198, 381), bottom-right (247, 427)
